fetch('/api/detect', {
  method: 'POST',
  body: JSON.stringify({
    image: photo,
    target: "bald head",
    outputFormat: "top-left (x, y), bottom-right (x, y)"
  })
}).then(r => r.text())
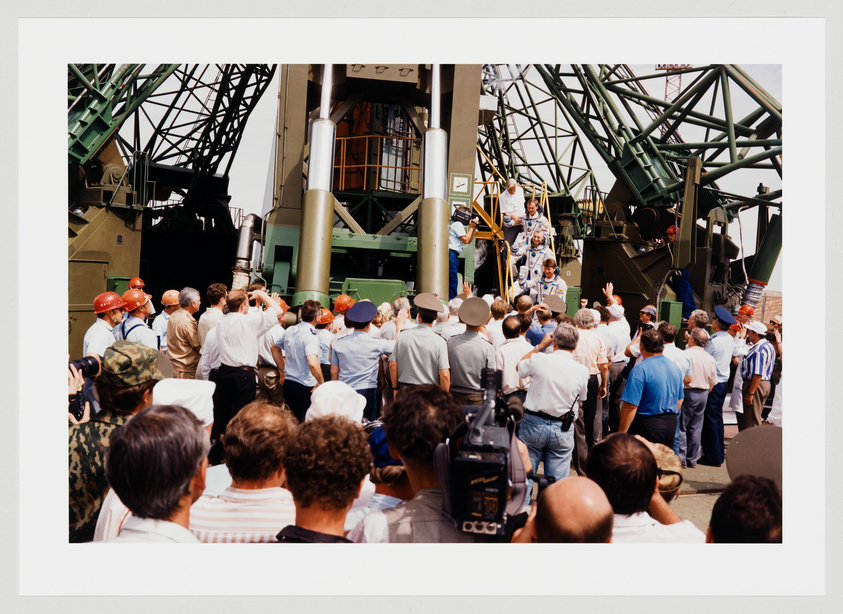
top-left (534, 477), bottom-right (614, 543)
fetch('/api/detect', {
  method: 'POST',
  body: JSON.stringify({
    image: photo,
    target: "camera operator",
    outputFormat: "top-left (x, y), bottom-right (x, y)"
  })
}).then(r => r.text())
top-left (348, 385), bottom-right (478, 543)
top-left (448, 206), bottom-right (479, 300)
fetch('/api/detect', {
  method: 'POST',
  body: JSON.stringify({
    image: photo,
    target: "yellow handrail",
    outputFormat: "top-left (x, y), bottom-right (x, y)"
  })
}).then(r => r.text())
top-left (333, 135), bottom-right (421, 193)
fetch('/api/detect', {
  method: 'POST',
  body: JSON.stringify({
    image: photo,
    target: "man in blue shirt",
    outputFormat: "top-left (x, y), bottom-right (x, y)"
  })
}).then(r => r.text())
top-left (332, 301), bottom-right (406, 421)
top-left (273, 300), bottom-right (323, 422)
top-left (448, 207), bottom-right (478, 300)
top-left (525, 303), bottom-right (557, 348)
top-left (619, 329), bottom-right (684, 447)
top-left (699, 305), bottom-right (737, 466)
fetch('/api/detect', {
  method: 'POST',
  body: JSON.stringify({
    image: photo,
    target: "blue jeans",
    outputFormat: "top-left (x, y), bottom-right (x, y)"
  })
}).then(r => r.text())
top-left (519, 413), bottom-right (575, 498)
top-left (449, 249), bottom-right (460, 300)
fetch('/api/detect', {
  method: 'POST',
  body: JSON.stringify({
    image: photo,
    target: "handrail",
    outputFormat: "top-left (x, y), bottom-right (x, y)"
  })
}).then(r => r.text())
top-left (334, 134), bottom-right (421, 193)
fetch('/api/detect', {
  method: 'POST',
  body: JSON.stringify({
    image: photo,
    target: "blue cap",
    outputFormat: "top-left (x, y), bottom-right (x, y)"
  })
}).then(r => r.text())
top-left (714, 305), bottom-right (737, 326)
top-left (368, 426), bottom-right (402, 468)
top-left (346, 300), bottom-right (378, 324)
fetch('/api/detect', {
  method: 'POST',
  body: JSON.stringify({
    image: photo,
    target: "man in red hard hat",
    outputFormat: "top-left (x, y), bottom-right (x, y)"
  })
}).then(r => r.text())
top-left (83, 292), bottom-right (126, 358)
top-left (333, 294), bottom-right (355, 335)
top-left (152, 290), bottom-right (180, 354)
top-left (113, 288), bottom-right (159, 350)
top-left (128, 277), bottom-right (145, 290)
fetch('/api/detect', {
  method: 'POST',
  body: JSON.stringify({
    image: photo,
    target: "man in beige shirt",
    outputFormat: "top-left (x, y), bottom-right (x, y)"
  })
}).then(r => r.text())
top-left (571, 308), bottom-right (609, 475)
top-left (167, 287), bottom-right (202, 379)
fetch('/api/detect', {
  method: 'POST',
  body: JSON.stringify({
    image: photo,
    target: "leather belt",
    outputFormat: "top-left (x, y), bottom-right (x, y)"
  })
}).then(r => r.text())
top-left (221, 363), bottom-right (256, 372)
top-left (525, 408), bottom-right (565, 422)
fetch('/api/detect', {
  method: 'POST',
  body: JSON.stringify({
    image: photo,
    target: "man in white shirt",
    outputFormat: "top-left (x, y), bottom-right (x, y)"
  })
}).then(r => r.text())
top-left (485, 299), bottom-right (508, 348)
top-left (190, 401), bottom-right (297, 542)
top-left (495, 315), bottom-right (533, 406)
top-left (587, 433), bottom-right (704, 543)
top-left (83, 292), bottom-right (126, 358)
top-left (209, 288), bottom-right (284, 463)
top-left (103, 404), bottom-right (209, 543)
top-left (113, 288), bottom-right (159, 350)
top-left (680, 328), bottom-right (718, 468)
top-left (517, 322), bottom-right (589, 486)
top-left (197, 282), bottom-right (228, 348)
top-left (500, 177), bottom-right (526, 245)
top-left (151, 289), bottom-right (180, 354)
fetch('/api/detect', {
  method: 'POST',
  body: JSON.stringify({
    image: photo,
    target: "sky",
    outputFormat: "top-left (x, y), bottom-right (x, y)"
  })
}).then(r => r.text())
top-left (226, 63), bottom-right (783, 291)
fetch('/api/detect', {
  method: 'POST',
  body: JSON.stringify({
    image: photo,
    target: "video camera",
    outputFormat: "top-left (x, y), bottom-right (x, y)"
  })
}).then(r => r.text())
top-left (434, 368), bottom-right (528, 537)
top-left (451, 206), bottom-right (480, 227)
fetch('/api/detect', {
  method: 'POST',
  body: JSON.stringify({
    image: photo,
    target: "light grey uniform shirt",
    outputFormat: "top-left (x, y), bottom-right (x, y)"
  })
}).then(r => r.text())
top-left (447, 330), bottom-right (495, 394)
top-left (390, 325), bottom-right (449, 385)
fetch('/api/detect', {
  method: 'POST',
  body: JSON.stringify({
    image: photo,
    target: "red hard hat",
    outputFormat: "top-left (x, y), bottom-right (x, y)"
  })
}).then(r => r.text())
top-left (738, 304), bottom-right (754, 316)
top-left (277, 298), bottom-right (289, 313)
top-left (93, 292), bottom-right (126, 314)
top-left (318, 308), bottom-right (335, 325)
top-left (667, 225), bottom-right (677, 235)
top-left (612, 294), bottom-right (622, 305)
top-left (128, 277), bottom-right (145, 289)
top-left (122, 288), bottom-right (151, 312)
top-left (334, 294), bottom-right (355, 313)
top-left (161, 289), bottom-right (180, 306)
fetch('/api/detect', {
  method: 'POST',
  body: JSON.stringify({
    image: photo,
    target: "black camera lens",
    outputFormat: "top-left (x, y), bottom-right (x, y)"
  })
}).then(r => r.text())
top-left (69, 355), bottom-right (100, 379)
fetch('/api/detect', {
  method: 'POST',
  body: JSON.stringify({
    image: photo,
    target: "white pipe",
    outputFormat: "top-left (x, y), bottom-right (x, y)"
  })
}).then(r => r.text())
top-left (320, 64), bottom-right (333, 119)
top-left (430, 64), bottom-right (440, 129)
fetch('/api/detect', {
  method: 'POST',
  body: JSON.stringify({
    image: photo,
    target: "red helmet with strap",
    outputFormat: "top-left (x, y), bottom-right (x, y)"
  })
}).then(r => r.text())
top-left (738, 304), bottom-right (754, 316)
top-left (318, 308), bottom-right (335, 325)
top-left (334, 294), bottom-right (355, 314)
top-left (122, 288), bottom-right (151, 312)
top-left (93, 292), bottom-right (126, 314)
top-left (128, 277), bottom-right (145, 289)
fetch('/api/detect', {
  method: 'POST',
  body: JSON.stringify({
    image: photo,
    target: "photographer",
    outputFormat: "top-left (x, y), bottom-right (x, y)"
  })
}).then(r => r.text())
top-left (448, 206), bottom-right (479, 300)
top-left (67, 360), bottom-right (93, 424)
top-left (69, 341), bottom-right (165, 542)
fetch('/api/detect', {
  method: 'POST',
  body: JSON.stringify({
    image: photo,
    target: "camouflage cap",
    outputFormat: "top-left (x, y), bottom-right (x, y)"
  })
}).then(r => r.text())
top-left (652, 442), bottom-right (683, 503)
top-left (99, 340), bottom-right (165, 389)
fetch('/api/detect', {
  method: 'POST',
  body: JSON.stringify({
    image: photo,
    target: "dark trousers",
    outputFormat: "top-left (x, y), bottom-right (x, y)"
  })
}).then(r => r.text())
top-left (700, 381), bottom-right (728, 464)
top-left (284, 379), bottom-right (314, 423)
top-left (572, 374), bottom-right (599, 475)
top-left (209, 365), bottom-right (258, 463)
top-left (629, 412), bottom-right (678, 448)
top-left (357, 387), bottom-right (379, 422)
top-left (210, 365), bottom-right (258, 440)
top-left (606, 361), bottom-right (627, 436)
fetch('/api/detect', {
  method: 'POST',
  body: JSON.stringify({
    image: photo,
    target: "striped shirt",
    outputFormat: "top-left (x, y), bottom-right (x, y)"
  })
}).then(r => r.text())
top-left (189, 486), bottom-right (296, 543)
top-left (740, 338), bottom-right (775, 381)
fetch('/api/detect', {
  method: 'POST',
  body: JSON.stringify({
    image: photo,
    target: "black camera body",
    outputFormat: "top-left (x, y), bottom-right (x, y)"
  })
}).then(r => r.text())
top-left (451, 207), bottom-right (480, 227)
top-left (69, 356), bottom-right (100, 379)
top-left (435, 369), bottom-right (527, 537)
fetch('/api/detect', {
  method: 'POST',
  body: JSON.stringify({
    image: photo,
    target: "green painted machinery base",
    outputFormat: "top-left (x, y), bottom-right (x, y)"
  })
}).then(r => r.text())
top-left (291, 290), bottom-right (330, 309)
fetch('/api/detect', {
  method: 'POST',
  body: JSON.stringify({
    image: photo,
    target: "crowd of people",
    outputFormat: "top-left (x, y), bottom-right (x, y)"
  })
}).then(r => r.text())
top-left (68, 265), bottom-right (783, 544)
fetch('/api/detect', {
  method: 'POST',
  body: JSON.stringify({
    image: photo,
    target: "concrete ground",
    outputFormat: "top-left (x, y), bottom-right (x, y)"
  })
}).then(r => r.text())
top-left (670, 406), bottom-right (738, 532)
top-left (540, 401), bottom-right (744, 533)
